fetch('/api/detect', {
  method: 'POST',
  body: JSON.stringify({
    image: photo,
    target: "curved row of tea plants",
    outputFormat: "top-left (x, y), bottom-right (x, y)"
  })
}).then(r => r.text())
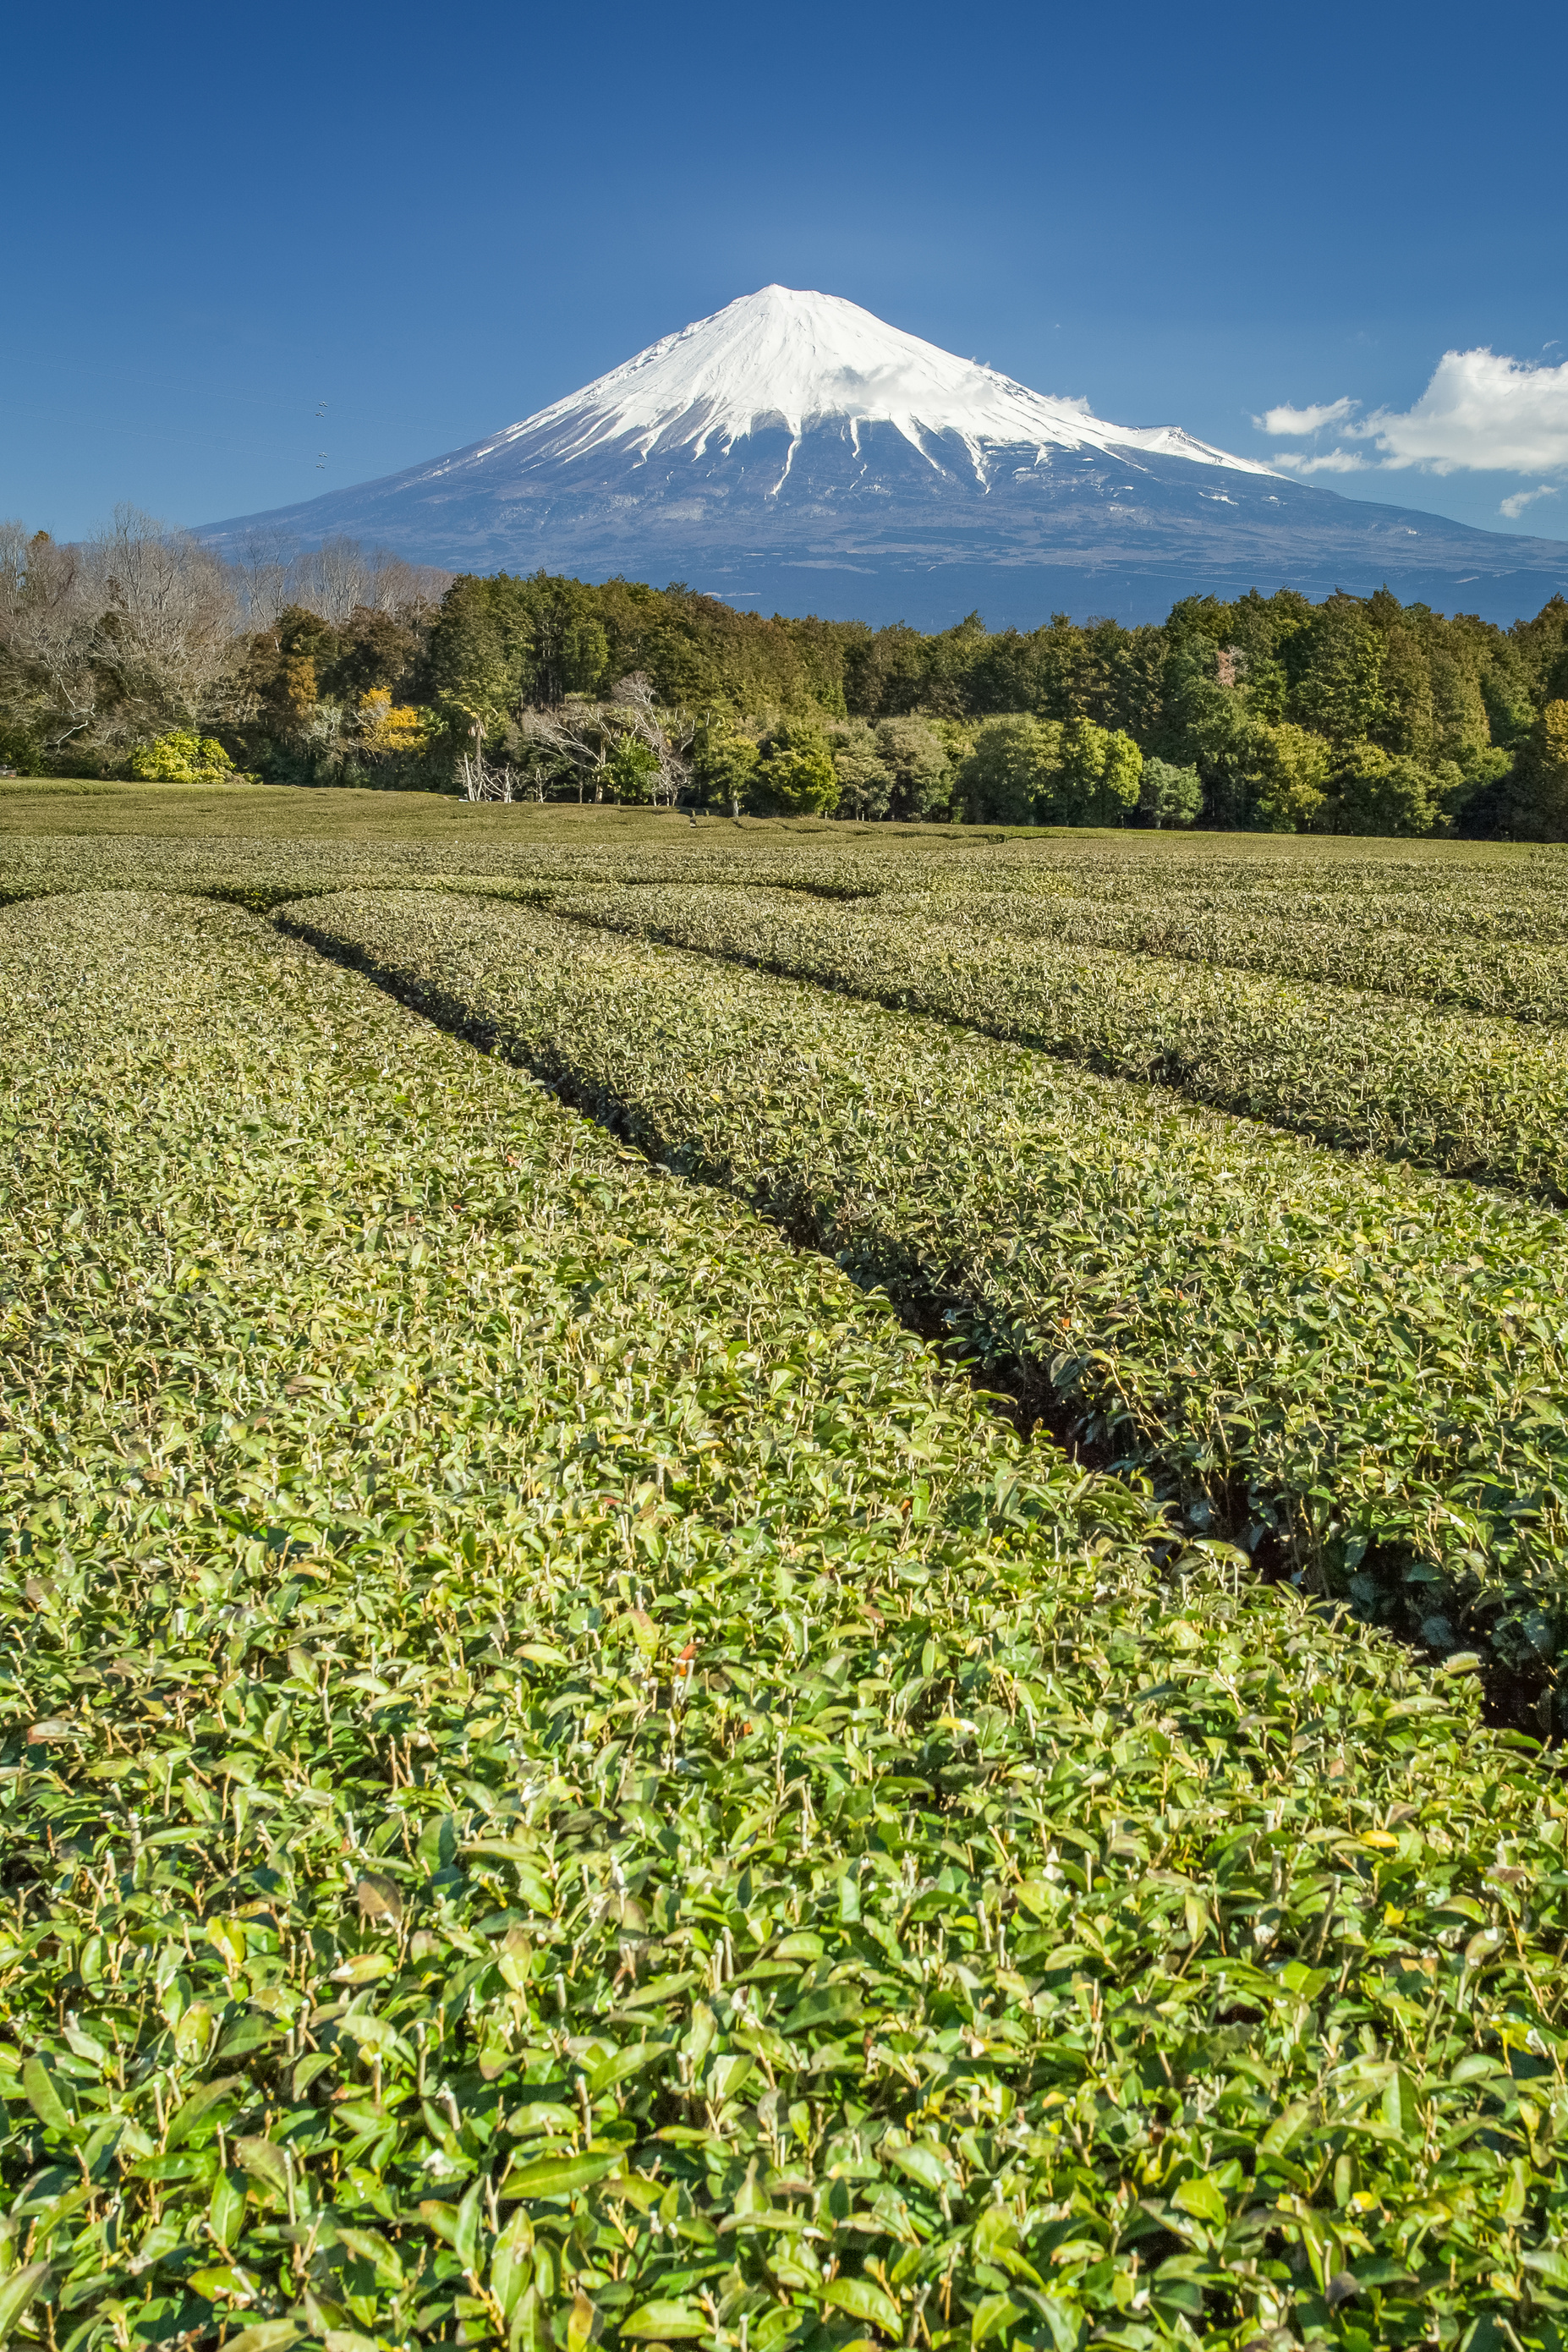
top-left (0, 831), bottom-right (880, 915)
top-left (0, 820), bottom-right (1557, 931)
top-left (0, 888), bottom-right (1166, 2350)
top-left (871, 889), bottom-right (1568, 1025)
top-left (915, 858), bottom-right (1568, 944)
top-left (3, 893), bottom-right (1568, 2352)
top-left (0, 825), bottom-right (1000, 915)
top-left (531, 884), bottom-right (1568, 1204)
top-left (281, 889), bottom-right (1568, 1698)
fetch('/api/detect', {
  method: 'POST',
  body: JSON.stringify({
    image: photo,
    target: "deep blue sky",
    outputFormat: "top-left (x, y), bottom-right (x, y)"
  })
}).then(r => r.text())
top-left (6, 0), bottom-right (1566, 546)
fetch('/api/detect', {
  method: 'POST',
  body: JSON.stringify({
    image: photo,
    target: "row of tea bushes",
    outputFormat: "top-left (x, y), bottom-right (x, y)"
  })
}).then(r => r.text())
top-left (913, 862), bottom-right (1568, 943)
top-left (530, 885), bottom-right (1568, 1204)
top-left (0, 833), bottom-right (878, 914)
top-left (870, 891), bottom-right (1568, 1024)
top-left (0, 820), bottom-right (1558, 929)
top-left (0, 889), bottom-right (1154, 2349)
top-left (0, 823), bottom-right (1062, 916)
top-left (280, 889), bottom-right (1568, 1699)
top-left (2, 895), bottom-right (1566, 2351)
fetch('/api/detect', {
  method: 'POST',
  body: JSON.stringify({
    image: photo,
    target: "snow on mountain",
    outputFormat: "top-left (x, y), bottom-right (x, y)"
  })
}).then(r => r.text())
top-left (203, 288), bottom-right (1568, 628)
top-left (456, 286), bottom-right (1278, 485)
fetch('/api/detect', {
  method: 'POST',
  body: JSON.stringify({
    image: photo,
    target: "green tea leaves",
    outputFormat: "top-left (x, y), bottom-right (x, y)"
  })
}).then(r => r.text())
top-left (3, 875), bottom-right (1567, 2352)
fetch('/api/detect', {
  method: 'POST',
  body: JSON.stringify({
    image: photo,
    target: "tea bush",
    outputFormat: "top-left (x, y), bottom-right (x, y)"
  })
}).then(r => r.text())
top-left (0, 816), bottom-right (1559, 929)
top-left (4, 838), bottom-right (1568, 2352)
top-left (280, 890), bottom-right (1568, 1696)
top-left (0, 890), bottom-right (1168, 2350)
top-left (871, 891), bottom-right (1568, 1025)
top-left (530, 885), bottom-right (1568, 1204)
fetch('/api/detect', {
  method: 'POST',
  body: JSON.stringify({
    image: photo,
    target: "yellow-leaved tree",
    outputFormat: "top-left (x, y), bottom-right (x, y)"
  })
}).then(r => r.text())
top-left (357, 688), bottom-right (430, 759)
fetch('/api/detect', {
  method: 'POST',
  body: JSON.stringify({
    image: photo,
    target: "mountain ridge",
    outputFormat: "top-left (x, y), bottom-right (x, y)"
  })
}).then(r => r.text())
top-left (204, 287), bottom-right (1568, 628)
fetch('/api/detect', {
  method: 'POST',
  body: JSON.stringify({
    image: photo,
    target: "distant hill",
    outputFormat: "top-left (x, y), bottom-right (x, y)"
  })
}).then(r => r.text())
top-left (204, 287), bottom-right (1568, 629)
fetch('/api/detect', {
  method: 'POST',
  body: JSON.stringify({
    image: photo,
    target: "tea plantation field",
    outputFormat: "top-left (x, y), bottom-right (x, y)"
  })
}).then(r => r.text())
top-left (3, 798), bottom-right (1568, 2352)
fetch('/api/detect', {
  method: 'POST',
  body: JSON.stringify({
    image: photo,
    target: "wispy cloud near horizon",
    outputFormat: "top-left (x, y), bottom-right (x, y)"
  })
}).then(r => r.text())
top-left (1254, 396), bottom-right (1357, 436)
top-left (1499, 483), bottom-right (1561, 519)
top-left (1273, 448), bottom-right (1369, 474)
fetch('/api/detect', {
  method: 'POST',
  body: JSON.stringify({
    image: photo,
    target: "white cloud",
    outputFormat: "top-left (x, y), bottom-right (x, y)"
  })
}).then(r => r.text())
top-left (1254, 396), bottom-right (1357, 436)
top-left (1274, 448), bottom-right (1370, 474)
top-left (1349, 348), bottom-right (1568, 474)
top-left (1499, 484), bottom-right (1561, 518)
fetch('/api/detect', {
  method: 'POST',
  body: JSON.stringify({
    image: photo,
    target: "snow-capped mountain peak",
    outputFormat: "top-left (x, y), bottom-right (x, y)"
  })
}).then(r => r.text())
top-left (204, 285), bottom-right (1567, 629)
top-left (466, 286), bottom-right (1277, 483)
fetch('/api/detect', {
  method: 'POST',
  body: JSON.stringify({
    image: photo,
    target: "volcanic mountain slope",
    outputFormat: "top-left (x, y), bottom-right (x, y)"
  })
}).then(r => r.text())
top-left (206, 287), bottom-right (1568, 627)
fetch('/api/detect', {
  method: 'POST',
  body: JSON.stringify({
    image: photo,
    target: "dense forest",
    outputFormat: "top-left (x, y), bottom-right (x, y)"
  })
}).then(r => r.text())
top-left (3, 510), bottom-right (1568, 834)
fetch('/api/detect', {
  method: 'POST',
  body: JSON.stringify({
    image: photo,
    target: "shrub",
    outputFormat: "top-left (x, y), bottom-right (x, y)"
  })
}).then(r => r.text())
top-left (128, 728), bottom-right (237, 782)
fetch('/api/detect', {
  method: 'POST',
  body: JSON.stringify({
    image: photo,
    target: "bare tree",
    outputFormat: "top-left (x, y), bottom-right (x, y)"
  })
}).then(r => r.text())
top-left (86, 505), bottom-right (240, 732)
top-left (221, 529), bottom-right (449, 630)
top-left (0, 524), bottom-right (103, 755)
top-left (517, 695), bottom-right (618, 803)
top-left (455, 745), bottom-right (523, 802)
top-left (281, 536), bottom-right (449, 624)
top-left (0, 521), bottom-right (30, 617)
top-left (229, 527), bottom-right (298, 628)
top-left (289, 538), bottom-right (374, 625)
top-left (610, 672), bottom-right (694, 807)
top-left (355, 547), bottom-right (450, 617)
top-left (514, 676), bottom-right (694, 807)
top-left (3, 507), bottom-right (452, 770)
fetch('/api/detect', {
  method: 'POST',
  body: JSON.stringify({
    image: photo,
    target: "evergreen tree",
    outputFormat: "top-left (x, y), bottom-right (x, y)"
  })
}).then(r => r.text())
top-left (958, 715), bottom-right (1061, 824)
top-left (1504, 699), bottom-right (1568, 838)
top-left (1248, 723), bottom-right (1330, 831)
top-left (1138, 756), bottom-right (1203, 829)
top-left (826, 721), bottom-right (892, 820)
top-left (874, 716), bottom-right (950, 819)
top-left (755, 718), bottom-right (839, 815)
top-left (689, 720), bottom-right (759, 817)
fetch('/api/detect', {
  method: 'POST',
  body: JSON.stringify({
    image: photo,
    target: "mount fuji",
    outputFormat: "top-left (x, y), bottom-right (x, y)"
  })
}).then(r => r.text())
top-left (206, 287), bottom-right (1568, 628)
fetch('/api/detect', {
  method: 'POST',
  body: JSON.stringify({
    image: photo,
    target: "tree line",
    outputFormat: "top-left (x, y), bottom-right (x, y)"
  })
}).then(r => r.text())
top-left (3, 509), bottom-right (1566, 835)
